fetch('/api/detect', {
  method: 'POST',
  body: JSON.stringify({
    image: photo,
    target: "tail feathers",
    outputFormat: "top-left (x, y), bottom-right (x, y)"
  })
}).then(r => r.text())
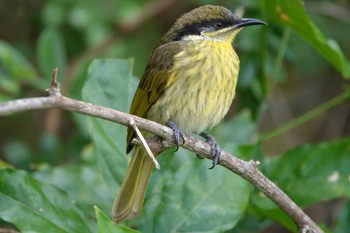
top-left (112, 147), bottom-right (154, 223)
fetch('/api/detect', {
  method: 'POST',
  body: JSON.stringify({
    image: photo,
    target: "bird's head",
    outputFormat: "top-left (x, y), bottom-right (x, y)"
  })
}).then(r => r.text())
top-left (161, 5), bottom-right (266, 44)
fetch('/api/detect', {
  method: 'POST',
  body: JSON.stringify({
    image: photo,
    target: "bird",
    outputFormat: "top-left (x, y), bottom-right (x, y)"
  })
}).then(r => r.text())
top-left (112, 5), bottom-right (266, 223)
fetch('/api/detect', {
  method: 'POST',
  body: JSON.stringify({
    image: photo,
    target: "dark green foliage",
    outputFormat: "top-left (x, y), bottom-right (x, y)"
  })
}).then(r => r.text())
top-left (1, 0), bottom-right (350, 232)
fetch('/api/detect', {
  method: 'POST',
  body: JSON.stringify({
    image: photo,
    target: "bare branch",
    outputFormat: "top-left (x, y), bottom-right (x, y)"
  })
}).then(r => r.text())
top-left (0, 72), bottom-right (323, 233)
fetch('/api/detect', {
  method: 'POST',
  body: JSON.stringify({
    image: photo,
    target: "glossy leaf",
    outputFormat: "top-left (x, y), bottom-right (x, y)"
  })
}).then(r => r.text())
top-left (265, 0), bottom-right (350, 78)
top-left (0, 168), bottom-right (93, 233)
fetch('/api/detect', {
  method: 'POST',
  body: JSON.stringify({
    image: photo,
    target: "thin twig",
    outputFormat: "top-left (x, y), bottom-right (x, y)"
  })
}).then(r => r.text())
top-left (260, 88), bottom-right (350, 142)
top-left (129, 117), bottom-right (160, 169)
top-left (45, 68), bottom-right (61, 96)
top-left (0, 70), bottom-right (323, 233)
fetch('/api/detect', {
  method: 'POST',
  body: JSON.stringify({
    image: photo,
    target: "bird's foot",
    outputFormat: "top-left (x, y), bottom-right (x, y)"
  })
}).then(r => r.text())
top-left (199, 132), bottom-right (222, 169)
top-left (166, 121), bottom-right (185, 151)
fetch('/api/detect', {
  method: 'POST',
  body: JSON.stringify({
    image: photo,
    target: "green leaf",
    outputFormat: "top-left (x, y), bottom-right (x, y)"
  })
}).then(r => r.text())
top-left (33, 164), bottom-right (114, 216)
top-left (36, 27), bottom-right (66, 80)
top-left (42, 0), bottom-right (68, 26)
top-left (264, 137), bottom-right (350, 206)
top-left (334, 201), bottom-right (350, 233)
top-left (2, 140), bottom-right (31, 169)
top-left (265, 0), bottom-right (350, 78)
top-left (0, 41), bottom-right (37, 82)
top-left (94, 206), bottom-right (139, 233)
top-left (0, 168), bottom-right (94, 233)
top-left (138, 146), bottom-right (250, 233)
top-left (82, 58), bottom-right (137, 192)
top-left (247, 138), bottom-right (350, 231)
top-left (211, 110), bottom-right (257, 145)
top-left (250, 137), bottom-right (350, 230)
top-left (0, 40), bottom-right (40, 98)
top-left (250, 194), bottom-right (297, 232)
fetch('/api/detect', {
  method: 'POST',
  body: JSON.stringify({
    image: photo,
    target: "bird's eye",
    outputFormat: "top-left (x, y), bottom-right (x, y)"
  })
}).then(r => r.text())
top-left (215, 22), bottom-right (224, 29)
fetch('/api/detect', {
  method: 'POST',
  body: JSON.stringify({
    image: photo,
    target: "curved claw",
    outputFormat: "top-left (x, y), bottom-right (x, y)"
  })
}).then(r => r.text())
top-left (200, 132), bottom-right (222, 169)
top-left (166, 121), bottom-right (185, 151)
top-left (208, 147), bottom-right (221, 169)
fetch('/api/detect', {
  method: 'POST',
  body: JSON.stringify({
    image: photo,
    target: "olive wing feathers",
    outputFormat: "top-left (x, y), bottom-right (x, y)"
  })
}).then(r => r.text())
top-left (126, 42), bottom-right (183, 153)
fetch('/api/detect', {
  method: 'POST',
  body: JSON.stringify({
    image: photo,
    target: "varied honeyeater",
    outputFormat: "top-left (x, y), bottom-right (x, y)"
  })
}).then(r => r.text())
top-left (112, 5), bottom-right (266, 223)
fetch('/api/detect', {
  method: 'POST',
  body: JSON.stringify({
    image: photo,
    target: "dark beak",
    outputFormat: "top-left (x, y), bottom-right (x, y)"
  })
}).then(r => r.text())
top-left (236, 18), bottom-right (267, 29)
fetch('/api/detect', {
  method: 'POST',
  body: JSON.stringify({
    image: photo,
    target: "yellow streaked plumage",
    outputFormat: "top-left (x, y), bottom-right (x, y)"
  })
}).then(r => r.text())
top-left (147, 40), bottom-right (239, 133)
top-left (112, 5), bottom-right (266, 223)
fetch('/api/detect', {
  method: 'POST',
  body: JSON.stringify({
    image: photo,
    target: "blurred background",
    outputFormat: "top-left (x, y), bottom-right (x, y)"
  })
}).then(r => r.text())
top-left (0, 0), bottom-right (349, 232)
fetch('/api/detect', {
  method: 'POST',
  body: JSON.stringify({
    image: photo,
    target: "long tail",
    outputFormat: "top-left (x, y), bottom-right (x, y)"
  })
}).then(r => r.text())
top-left (112, 146), bottom-right (154, 223)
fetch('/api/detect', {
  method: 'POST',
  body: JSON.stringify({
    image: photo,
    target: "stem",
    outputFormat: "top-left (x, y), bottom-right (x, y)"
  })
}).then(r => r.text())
top-left (271, 28), bottom-right (291, 90)
top-left (260, 88), bottom-right (350, 141)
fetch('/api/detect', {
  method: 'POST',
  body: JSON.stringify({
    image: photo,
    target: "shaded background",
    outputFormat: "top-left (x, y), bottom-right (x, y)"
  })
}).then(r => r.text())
top-left (0, 0), bottom-right (350, 232)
